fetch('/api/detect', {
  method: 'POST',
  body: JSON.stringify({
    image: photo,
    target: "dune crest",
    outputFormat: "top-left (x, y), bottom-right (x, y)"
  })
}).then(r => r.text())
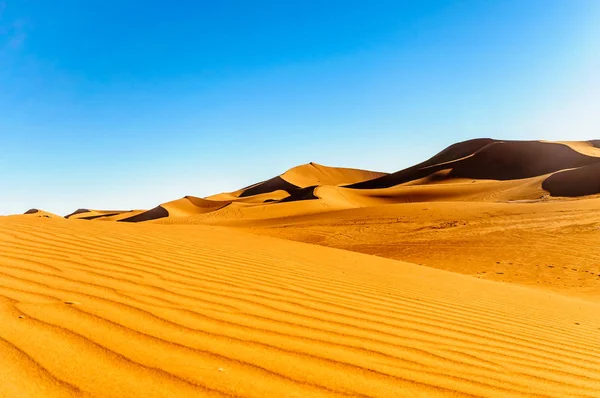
top-left (23, 209), bottom-right (61, 218)
top-left (281, 162), bottom-right (387, 187)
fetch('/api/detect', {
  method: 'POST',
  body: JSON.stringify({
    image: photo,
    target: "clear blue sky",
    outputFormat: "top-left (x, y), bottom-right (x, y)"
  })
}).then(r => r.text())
top-left (1, 0), bottom-right (598, 215)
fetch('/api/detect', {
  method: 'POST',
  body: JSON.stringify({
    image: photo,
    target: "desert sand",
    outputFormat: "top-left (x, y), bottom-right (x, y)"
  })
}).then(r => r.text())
top-left (3, 138), bottom-right (600, 397)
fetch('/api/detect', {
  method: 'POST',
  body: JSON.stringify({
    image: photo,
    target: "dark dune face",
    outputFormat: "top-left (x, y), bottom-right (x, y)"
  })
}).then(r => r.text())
top-left (542, 163), bottom-right (600, 197)
top-left (449, 141), bottom-right (599, 180)
top-left (119, 206), bottom-right (169, 223)
top-left (424, 138), bottom-right (496, 167)
top-left (64, 209), bottom-right (92, 219)
top-left (239, 176), bottom-right (301, 197)
top-left (278, 186), bottom-right (319, 203)
top-left (24, 209), bottom-right (39, 215)
top-left (348, 138), bottom-right (498, 189)
top-left (80, 212), bottom-right (122, 220)
top-left (347, 163), bottom-right (444, 190)
top-left (348, 140), bottom-right (600, 190)
top-left (589, 140), bottom-right (600, 148)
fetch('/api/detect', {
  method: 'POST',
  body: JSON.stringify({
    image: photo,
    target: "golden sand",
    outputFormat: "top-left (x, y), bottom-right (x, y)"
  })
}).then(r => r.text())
top-left (1, 216), bottom-right (600, 397)
top-left (4, 139), bottom-right (600, 396)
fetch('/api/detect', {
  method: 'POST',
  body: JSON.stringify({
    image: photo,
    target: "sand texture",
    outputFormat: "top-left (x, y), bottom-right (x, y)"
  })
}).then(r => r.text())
top-left (1, 216), bottom-right (600, 397)
top-left (4, 138), bottom-right (600, 397)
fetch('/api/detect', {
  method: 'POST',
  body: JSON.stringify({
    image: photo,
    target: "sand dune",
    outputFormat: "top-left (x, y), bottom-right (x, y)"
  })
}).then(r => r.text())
top-left (208, 163), bottom-right (386, 202)
top-left (349, 139), bottom-right (600, 190)
top-left (106, 140), bottom-right (598, 227)
top-left (119, 206), bottom-right (170, 223)
top-left (64, 209), bottom-right (92, 219)
top-left (65, 209), bottom-right (138, 221)
top-left (1, 215), bottom-right (600, 397)
top-left (23, 209), bottom-right (61, 218)
top-left (554, 140), bottom-right (600, 157)
top-left (281, 162), bottom-right (387, 187)
top-left (542, 162), bottom-right (600, 197)
top-left (59, 139), bottom-right (600, 226)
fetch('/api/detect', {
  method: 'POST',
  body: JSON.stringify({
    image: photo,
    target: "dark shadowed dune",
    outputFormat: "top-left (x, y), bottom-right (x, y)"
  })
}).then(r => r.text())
top-left (239, 176), bottom-right (301, 197)
top-left (421, 138), bottom-right (496, 167)
top-left (24, 209), bottom-right (39, 215)
top-left (348, 138), bottom-right (496, 189)
top-left (349, 140), bottom-right (600, 189)
top-left (589, 140), bottom-right (600, 148)
top-left (278, 186), bottom-right (319, 203)
top-left (64, 209), bottom-right (91, 219)
top-left (542, 163), bottom-right (600, 197)
top-left (449, 141), bottom-right (599, 180)
top-left (347, 162), bottom-right (446, 189)
top-left (119, 206), bottom-right (169, 223)
top-left (80, 212), bottom-right (122, 220)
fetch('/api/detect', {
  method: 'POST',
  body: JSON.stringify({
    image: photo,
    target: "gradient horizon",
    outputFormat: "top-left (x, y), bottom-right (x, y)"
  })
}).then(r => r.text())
top-left (1, 0), bottom-right (599, 215)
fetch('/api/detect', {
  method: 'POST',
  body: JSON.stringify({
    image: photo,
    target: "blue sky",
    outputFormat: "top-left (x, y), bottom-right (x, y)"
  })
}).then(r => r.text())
top-left (1, 0), bottom-right (598, 215)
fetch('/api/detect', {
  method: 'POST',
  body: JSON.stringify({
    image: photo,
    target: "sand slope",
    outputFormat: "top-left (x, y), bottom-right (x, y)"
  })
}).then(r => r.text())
top-left (65, 209), bottom-right (140, 221)
top-left (240, 198), bottom-right (600, 301)
top-left (280, 162), bottom-right (387, 187)
top-left (23, 209), bottom-right (61, 218)
top-left (1, 216), bottom-right (600, 397)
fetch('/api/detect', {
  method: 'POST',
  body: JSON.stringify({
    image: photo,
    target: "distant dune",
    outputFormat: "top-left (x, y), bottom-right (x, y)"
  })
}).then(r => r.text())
top-left (23, 209), bottom-right (60, 218)
top-left (214, 162), bottom-right (386, 200)
top-left (280, 162), bottom-right (387, 187)
top-left (348, 139), bottom-right (600, 188)
top-left (65, 209), bottom-right (138, 221)
top-left (57, 139), bottom-right (600, 225)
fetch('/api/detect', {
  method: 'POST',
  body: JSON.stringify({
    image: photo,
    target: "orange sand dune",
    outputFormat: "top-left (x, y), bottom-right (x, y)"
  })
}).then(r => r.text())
top-left (94, 210), bottom-right (147, 222)
top-left (66, 139), bottom-right (600, 226)
top-left (23, 209), bottom-right (61, 218)
top-left (199, 139), bottom-right (600, 218)
top-left (115, 196), bottom-right (233, 223)
top-left (349, 139), bottom-right (600, 190)
top-left (280, 162), bottom-right (387, 187)
top-left (1, 215), bottom-right (600, 397)
top-left (154, 176), bottom-right (550, 226)
top-left (207, 163), bottom-right (386, 202)
top-left (161, 196), bottom-right (231, 217)
top-left (65, 209), bottom-right (134, 221)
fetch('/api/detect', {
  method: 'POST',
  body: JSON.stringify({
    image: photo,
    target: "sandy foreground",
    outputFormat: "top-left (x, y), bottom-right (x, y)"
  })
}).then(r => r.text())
top-left (1, 215), bottom-right (600, 397)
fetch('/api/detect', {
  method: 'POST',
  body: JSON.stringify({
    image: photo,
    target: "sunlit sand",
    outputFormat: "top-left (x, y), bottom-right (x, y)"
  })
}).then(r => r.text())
top-left (3, 139), bottom-right (600, 396)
